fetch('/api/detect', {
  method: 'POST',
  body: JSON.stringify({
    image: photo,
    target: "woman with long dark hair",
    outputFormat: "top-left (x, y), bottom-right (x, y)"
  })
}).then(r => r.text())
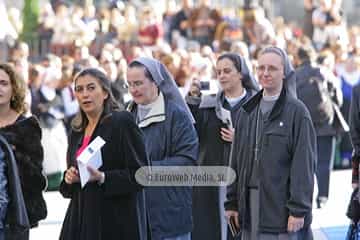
top-left (59, 68), bottom-right (148, 240)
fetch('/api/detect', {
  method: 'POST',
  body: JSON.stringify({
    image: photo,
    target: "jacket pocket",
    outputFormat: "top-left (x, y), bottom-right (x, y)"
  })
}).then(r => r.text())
top-left (263, 126), bottom-right (291, 165)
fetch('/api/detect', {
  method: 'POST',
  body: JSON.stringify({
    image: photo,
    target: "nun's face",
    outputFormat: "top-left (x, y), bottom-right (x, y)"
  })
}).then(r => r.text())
top-left (127, 66), bottom-right (159, 105)
top-left (216, 58), bottom-right (243, 93)
top-left (257, 52), bottom-right (284, 96)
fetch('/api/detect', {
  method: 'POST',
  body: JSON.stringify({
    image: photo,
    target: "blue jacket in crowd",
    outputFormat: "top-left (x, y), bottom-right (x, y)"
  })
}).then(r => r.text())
top-left (128, 93), bottom-right (199, 240)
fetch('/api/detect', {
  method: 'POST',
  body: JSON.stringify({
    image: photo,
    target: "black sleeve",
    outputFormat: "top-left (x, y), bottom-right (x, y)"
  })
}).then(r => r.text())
top-left (2, 117), bottom-right (47, 193)
top-left (59, 169), bottom-right (80, 199)
top-left (224, 143), bottom-right (238, 211)
top-left (225, 117), bottom-right (241, 212)
top-left (350, 87), bottom-right (360, 156)
top-left (23, 120), bottom-right (47, 192)
top-left (287, 112), bottom-right (316, 218)
top-left (185, 95), bottom-right (205, 141)
top-left (59, 171), bottom-right (80, 199)
top-left (352, 155), bottom-right (359, 184)
top-left (102, 112), bottom-right (148, 197)
top-left (350, 87), bottom-right (360, 184)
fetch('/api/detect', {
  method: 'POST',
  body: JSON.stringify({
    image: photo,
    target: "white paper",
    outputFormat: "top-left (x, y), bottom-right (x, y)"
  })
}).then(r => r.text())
top-left (77, 136), bottom-right (106, 188)
top-left (221, 107), bottom-right (233, 129)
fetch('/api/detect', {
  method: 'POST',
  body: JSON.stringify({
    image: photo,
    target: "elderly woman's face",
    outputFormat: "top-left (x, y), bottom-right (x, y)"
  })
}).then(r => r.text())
top-left (74, 74), bottom-right (108, 117)
top-left (127, 66), bottom-right (158, 105)
top-left (0, 69), bottom-right (12, 108)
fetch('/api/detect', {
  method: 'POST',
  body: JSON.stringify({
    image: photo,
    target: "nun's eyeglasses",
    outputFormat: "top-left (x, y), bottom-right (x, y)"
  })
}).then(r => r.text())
top-left (125, 81), bottom-right (144, 89)
top-left (256, 65), bottom-right (280, 74)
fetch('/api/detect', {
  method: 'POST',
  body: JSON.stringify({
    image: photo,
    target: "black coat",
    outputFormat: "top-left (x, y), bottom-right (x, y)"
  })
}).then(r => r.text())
top-left (0, 116), bottom-right (47, 228)
top-left (0, 134), bottom-right (30, 238)
top-left (350, 85), bottom-right (360, 156)
top-left (59, 111), bottom-right (148, 240)
top-left (225, 88), bottom-right (316, 233)
top-left (187, 90), bottom-right (254, 240)
top-left (350, 85), bottom-right (360, 184)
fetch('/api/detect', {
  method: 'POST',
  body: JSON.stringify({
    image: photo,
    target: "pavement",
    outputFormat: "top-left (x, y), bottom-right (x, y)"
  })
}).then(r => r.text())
top-left (29, 191), bottom-right (69, 240)
top-left (312, 169), bottom-right (353, 239)
top-left (29, 169), bottom-right (354, 240)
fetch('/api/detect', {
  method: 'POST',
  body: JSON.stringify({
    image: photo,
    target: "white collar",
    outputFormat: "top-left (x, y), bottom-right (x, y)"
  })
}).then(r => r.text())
top-left (262, 92), bottom-right (280, 101)
top-left (136, 92), bottom-right (166, 128)
top-left (225, 89), bottom-right (247, 107)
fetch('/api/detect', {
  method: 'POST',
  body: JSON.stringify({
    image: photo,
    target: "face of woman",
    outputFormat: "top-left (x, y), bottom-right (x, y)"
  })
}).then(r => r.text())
top-left (0, 69), bottom-right (12, 108)
top-left (257, 52), bottom-right (284, 96)
top-left (216, 58), bottom-right (242, 93)
top-left (127, 66), bottom-right (158, 105)
top-left (74, 74), bottom-right (108, 117)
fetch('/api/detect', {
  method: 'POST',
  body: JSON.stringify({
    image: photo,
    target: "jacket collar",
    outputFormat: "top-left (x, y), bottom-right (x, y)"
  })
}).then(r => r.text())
top-left (199, 90), bottom-right (249, 121)
top-left (127, 92), bottom-right (166, 128)
top-left (199, 91), bottom-right (224, 121)
top-left (243, 87), bottom-right (287, 121)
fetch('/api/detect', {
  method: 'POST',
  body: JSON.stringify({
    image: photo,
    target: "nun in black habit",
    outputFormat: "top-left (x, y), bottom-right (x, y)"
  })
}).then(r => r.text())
top-left (225, 46), bottom-right (316, 240)
top-left (186, 53), bottom-right (259, 240)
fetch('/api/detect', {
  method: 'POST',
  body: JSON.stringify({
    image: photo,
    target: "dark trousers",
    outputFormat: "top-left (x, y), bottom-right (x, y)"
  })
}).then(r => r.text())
top-left (340, 100), bottom-right (353, 161)
top-left (5, 229), bottom-right (29, 240)
top-left (316, 136), bottom-right (336, 198)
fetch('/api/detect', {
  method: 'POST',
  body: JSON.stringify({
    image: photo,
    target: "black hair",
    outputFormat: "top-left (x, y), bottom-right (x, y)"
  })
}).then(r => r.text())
top-left (217, 53), bottom-right (242, 73)
top-left (297, 45), bottom-right (316, 62)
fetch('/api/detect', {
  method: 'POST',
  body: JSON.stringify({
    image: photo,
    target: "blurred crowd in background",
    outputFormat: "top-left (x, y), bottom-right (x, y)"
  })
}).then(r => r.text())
top-left (0, 0), bottom-right (358, 188)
